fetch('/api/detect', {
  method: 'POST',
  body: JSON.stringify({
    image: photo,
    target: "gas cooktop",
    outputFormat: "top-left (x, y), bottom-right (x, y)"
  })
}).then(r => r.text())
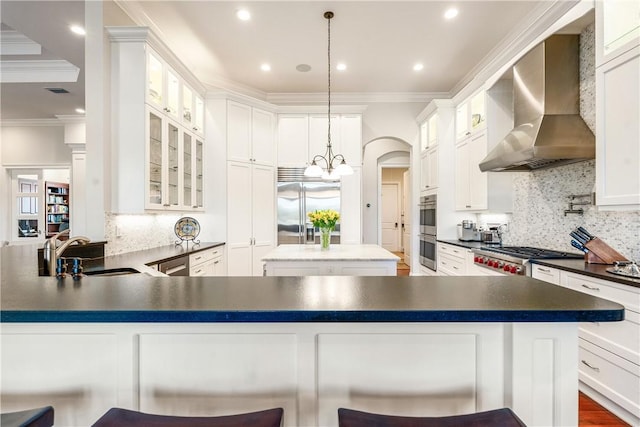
top-left (472, 246), bottom-right (584, 276)
top-left (480, 246), bottom-right (584, 260)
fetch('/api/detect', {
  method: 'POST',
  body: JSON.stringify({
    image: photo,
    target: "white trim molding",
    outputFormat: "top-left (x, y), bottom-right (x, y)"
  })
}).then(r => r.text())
top-left (0, 30), bottom-right (41, 55)
top-left (0, 60), bottom-right (79, 83)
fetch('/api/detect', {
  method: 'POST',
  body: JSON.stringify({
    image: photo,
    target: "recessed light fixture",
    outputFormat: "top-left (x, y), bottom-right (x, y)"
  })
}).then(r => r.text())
top-left (70, 25), bottom-right (86, 35)
top-left (444, 8), bottom-right (459, 20)
top-left (413, 63), bottom-right (424, 71)
top-left (260, 63), bottom-right (271, 72)
top-left (237, 9), bottom-right (251, 21)
top-left (75, 108), bottom-right (85, 114)
top-left (296, 64), bottom-right (312, 72)
top-left (336, 63), bottom-right (347, 71)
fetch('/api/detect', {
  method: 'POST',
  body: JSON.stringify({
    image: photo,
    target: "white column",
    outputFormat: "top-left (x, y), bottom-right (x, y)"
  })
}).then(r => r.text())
top-left (57, 115), bottom-right (87, 236)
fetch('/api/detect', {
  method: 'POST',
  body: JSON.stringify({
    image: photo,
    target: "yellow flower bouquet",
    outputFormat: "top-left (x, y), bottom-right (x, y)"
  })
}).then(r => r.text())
top-left (307, 209), bottom-right (340, 250)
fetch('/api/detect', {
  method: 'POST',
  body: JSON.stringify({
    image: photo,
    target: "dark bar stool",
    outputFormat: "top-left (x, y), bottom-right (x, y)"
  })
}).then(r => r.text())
top-left (0, 406), bottom-right (54, 427)
top-left (338, 407), bottom-right (527, 427)
top-left (92, 407), bottom-right (283, 427)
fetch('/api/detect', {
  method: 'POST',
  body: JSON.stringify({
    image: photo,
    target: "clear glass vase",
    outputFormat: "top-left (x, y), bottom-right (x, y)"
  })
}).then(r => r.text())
top-left (320, 226), bottom-right (332, 250)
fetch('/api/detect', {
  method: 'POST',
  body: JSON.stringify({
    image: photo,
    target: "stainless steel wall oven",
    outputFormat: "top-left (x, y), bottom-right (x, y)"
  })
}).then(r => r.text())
top-left (419, 195), bottom-right (437, 271)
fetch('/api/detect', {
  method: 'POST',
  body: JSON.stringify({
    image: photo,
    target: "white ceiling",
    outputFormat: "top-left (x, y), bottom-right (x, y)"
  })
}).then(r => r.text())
top-left (1, 1), bottom-right (591, 120)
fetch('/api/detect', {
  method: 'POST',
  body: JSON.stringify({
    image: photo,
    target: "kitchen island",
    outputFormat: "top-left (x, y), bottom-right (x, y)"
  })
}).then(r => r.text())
top-left (0, 244), bottom-right (624, 427)
top-left (261, 244), bottom-right (400, 276)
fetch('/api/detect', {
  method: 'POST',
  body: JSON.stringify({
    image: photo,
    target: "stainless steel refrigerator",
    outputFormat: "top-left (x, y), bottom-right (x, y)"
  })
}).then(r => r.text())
top-left (277, 168), bottom-right (341, 245)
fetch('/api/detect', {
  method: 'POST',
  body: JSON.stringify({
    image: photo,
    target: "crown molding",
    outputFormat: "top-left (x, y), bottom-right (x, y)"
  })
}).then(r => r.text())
top-left (0, 60), bottom-right (79, 83)
top-left (203, 77), bottom-right (269, 102)
top-left (415, 99), bottom-right (455, 123)
top-left (275, 104), bottom-right (369, 114)
top-left (0, 30), bottom-right (41, 55)
top-left (55, 115), bottom-right (86, 124)
top-left (105, 26), bottom-right (150, 42)
top-left (0, 119), bottom-right (64, 127)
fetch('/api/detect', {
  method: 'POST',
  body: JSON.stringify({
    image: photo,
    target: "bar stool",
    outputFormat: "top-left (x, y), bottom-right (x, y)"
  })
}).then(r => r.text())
top-left (338, 407), bottom-right (526, 427)
top-left (92, 407), bottom-right (284, 427)
top-left (0, 406), bottom-right (54, 427)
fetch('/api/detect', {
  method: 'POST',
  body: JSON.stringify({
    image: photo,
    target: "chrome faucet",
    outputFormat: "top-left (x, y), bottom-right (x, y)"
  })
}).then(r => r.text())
top-left (43, 229), bottom-right (91, 276)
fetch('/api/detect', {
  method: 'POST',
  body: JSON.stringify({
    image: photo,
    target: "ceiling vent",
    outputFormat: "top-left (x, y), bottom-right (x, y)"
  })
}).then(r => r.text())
top-left (45, 87), bottom-right (69, 94)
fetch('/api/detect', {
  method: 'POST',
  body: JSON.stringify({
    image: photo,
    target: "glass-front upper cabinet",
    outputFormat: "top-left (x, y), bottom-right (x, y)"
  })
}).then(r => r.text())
top-left (183, 133), bottom-right (193, 208)
top-left (455, 102), bottom-right (469, 140)
top-left (167, 122), bottom-right (180, 207)
top-left (147, 51), bottom-right (164, 109)
top-left (427, 112), bottom-right (439, 146)
top-left (195, 138), bottom-right (203, 208)
top-left (598, 0), bottom-right (640, 65)
top-left (456, 90), bottom-right (485, 141)
top-left (420, 121), bottom-right (428, 151)
top-left (182, 85), bottom-right (193, 127)
top-left (148, 109), bottom-right (163, 207)
top-left (194, 96), bottom-right (205, 135)
top-left (166, 69), bottom-right (180, 120)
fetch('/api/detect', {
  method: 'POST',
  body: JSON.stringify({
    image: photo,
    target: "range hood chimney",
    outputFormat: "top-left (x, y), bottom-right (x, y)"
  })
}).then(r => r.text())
top-left (479, 35), bottom-right (595, 172)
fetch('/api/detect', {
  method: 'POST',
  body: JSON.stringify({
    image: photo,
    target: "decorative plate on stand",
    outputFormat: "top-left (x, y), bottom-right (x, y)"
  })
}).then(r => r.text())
top-left (174, 217), bottom-right (201, 246)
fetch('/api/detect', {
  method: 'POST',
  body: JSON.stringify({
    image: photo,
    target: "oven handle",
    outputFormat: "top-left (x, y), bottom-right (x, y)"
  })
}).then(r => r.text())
top-left (419, 234), bottom-right (436, 243)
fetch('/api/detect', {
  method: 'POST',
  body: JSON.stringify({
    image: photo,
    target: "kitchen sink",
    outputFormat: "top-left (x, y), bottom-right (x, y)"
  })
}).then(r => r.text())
top-left (84, 267), bottom-right (141, 276)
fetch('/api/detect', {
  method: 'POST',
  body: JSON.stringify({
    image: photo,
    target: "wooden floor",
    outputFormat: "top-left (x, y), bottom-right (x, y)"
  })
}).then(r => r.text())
top-left (579, 392), bottom-right (629, 426)
top-left (393, 251), bottom-right (410, 276)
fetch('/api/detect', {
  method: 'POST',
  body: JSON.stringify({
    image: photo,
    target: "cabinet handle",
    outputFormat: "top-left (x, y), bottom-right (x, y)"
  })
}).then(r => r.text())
top-left (537, 268), bottom-right (551, 273)
top-left (466, 205), bottom-right (471, 208)
top-left (195, 269), bottom-right (203, 274)
top-left (453, 249), bottom-right (460, 254)
top-left (581, 284), bottom-right (600, 292)
top-left (466, 131), bottom-right (471, 136)
top-left (453, 266), bottom-right (459, 270)
top-left (163, 204), bottom-right (170, 207)
top-left (214, 261), bottom-right (219, 264)
top-left (192, 205), bottom-right (198, 208)
top-left (581, 360), bottom-right (600, 372)
top-left (195, 256), bottom-right (202, 261)
top-left (442, 261), bottom-right (447, 265)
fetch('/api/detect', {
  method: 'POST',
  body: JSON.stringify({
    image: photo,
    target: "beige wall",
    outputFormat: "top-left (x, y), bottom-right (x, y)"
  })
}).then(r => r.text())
top-left (1, 126), bottom-right (70, 166)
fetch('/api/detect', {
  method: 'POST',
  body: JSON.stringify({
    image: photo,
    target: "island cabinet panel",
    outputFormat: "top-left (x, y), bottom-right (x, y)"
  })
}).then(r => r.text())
top-left (138, 333), bottom-right (298, 426)
top-left (316, 333), bottom-right (478, 426)
top-left (1, 322), bottom-right (582, 427)
top-left (0, 333), bottom-right (118, 426)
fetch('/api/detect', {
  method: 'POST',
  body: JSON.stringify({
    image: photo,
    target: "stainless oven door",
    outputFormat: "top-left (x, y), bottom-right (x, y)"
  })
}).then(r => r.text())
top-left (419, 195), bottom-right (437, 235)
top-left (419, 233), bottom-right (437, 271)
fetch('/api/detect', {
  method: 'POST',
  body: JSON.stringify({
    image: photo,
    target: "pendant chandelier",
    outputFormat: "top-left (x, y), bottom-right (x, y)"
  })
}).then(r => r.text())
top-left (304, 11), bottom-right (353, 180)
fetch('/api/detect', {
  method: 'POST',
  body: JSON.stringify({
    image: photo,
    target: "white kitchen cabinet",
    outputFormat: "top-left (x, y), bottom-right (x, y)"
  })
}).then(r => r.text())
top-left (531, 264), bottom-right (561, 285)
top-left (277, 114), bottom-right (309, 167)
top-left (227, 101), bottom-right (275, 166)
top-left (189, 246), bottom-right (225, 276)
top-left (227, 161), bottom-right (275, 276)
top-left (277, 114), bottom-right (362, 168)
top-left (596, 0), bottom-right (640, 67)
top-left (181, 83), bottom-right (205, 136)
top-left (595, 45), bottom-right (640, 208)
top-left (420, 146), bottom-right (438, 194)
top-left (145, 107), bottom-right (203, 211)
top-left (456, 90), bottom-right (486, 142)
top-left (109, 29), bottom-right (206, 213)
top-left (437, 243), bottom-right (469, 276)
top-left (556, 270), bottom-right (640, 425)
top-left (340, 166), bottom-right (362, 244)
top-left (455, 131), bottom-right (488, 211)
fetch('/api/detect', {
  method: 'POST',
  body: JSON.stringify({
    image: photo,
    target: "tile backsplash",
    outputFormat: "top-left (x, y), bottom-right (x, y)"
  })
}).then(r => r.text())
top-left (104, 212), bottom-right (181, 256)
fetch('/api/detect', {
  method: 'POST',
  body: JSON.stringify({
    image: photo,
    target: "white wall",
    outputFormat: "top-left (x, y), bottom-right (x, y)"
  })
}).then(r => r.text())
top-left (1, 126), bottom-right (70, 166)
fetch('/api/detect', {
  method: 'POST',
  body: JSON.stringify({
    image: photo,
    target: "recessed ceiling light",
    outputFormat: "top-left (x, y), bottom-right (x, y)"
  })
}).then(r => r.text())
top-left (70, 25), bottom-right (86, 35)
top-left (296, 64), bottom-right (312, 72)
top-left (413, 63), bottom-right (424, 71)
top-left (75, 108), bottom-right (85, 114)
top-left (444, 8), bottom-right (459, 20)
top-left (260, 63), bottom-right (271, 72)
top-left (237, 9), bottom-right (251, 21)
top-left (336, 63), bottom-right (347, 71)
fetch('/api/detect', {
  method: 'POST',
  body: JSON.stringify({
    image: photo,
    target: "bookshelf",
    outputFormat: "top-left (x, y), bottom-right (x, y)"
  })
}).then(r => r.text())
top-left (45, 181), bottom-right (70, 239)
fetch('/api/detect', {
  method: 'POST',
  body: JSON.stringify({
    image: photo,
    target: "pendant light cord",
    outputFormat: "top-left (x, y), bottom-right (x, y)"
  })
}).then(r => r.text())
top-left (326, 11), bottom-right (332, 152)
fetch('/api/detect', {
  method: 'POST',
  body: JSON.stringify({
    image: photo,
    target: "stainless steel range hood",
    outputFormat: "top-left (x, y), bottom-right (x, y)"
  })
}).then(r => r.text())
top-left (479, 35), bottom-right (595, 172)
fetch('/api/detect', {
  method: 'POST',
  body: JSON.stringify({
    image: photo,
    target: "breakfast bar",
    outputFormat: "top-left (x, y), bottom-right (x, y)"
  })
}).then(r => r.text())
top-left (1, 241), bottom-right (624, 427)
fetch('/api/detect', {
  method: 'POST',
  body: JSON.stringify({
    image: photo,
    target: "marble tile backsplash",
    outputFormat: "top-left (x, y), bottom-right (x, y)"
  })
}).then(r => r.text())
top-left (104, 212), bottom-right (181, 256)
top-left (503, 160), bottom-right (640, 261)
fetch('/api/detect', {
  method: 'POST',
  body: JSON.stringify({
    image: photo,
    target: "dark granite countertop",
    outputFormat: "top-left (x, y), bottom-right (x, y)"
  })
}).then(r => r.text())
top-left (530, 259), bottom-right (640, 288)
top-left (1, 245), bottom-right (623, 324)
top-left (439, 240), bottom-right (639, 288)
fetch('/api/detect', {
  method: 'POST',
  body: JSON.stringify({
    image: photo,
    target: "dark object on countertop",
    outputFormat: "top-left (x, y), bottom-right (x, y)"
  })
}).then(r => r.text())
top-left (38, 241), bottom-right (107, 276)
top-left (569, 228), bottom-right (628, 264)
top-left (337, 407), bottom-right (526, 427)
top-left (92, 407), bottom-right (283, 427)
top-left (1, 406), bottom-right (54, 427)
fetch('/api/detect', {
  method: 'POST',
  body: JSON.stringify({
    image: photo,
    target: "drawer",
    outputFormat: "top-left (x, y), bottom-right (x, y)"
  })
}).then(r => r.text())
top-left (579, 339), bottom-right (640, 418)
top-left (581, 309), bottom-right (640, 365)
top-left (531, 265), bottom-right (561, 285)
top-left (438, 253), bottom-right (465, 275)
top-left (189, 247), bottom-right (223, 267)
top-left (437, 243), bottom-right (467, 261)
top-left (564, 272), bottom-right (640, 313)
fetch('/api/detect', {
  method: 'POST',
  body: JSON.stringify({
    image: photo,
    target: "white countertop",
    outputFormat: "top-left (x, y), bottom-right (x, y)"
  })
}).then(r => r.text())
top-left (261, 244), bottom-right (400, 262)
